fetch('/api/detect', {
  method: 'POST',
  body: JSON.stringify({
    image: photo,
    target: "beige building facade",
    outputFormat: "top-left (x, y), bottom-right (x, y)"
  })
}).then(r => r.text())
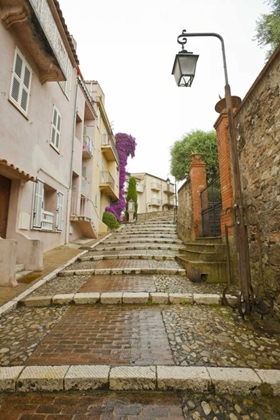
top-left (127, 173), bottom-right (175, 215)
top-left (0, 0), bottom-right (119, 286)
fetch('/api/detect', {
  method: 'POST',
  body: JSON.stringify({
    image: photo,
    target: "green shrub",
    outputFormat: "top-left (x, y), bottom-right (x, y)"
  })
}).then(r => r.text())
top-left (102, 211), bottom-right (119, 230)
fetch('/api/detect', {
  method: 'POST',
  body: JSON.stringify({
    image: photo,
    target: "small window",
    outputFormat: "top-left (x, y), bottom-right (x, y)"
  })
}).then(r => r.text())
top-left (9, 48), bottom-right (32, 115)
top-left (50, 106), bottom-right (62, 150)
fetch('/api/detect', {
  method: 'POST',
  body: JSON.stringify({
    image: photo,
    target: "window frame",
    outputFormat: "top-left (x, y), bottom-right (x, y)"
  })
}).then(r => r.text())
top-left (50, 106), bottom-right (62, 151)
top-left (9, 47), bottom-right (32, 116)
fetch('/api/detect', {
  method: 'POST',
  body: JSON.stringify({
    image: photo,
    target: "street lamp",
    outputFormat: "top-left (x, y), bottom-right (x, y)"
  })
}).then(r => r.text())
top-left (172, 30), bottom-right (270, 317)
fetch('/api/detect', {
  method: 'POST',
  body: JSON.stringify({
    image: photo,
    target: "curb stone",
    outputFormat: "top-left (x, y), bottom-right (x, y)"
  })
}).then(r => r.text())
top-left (0, 365), bottom-right (279, 395)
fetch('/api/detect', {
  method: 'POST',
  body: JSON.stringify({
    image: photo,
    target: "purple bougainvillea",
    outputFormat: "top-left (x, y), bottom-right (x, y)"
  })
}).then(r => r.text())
top-left (105, 132), bottom-right (136, 222)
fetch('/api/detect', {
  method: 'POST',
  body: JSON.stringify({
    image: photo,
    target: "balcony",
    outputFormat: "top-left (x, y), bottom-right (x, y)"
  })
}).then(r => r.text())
top-left (163, 185), bottom-right (175, 195)
top-left (137, 183), bottom-right (144, 193)
top-left (41, 210), bottom-right (54, 231)
top-left (101, 134), bottom-right (119, 165)
top-left (99, 171), bottom-right (118, 200)
top-left (70, 196), bottom-right (98, 238)
top-left (81, 179), bottom-right (90, 197)
top-left (151, 181), bottom-right (161, 191)
top-left (82, 136), bottom-right (93, 159)
top-left (151, 198), bottom-right (161, 206)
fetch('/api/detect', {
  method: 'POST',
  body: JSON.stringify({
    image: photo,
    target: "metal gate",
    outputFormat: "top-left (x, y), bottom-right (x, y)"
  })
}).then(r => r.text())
top-left (200, 177), bottom-right (222, 237)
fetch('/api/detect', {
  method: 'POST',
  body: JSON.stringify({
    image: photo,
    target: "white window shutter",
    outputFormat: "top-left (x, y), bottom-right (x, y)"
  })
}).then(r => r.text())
top-left (56, 192), bottom-right (64, 231)
top-left (33, 180), bottom-right (44, 228)
top-left (10, 49), bottom-right (32, 114)
top-left (50, 106), bottom-right (62, 150)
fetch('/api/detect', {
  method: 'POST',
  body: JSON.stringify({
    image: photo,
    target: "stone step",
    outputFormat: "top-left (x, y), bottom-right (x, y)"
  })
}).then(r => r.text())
top-left (183, 242), bottom-right (225, 253)
top-left (21, 292), bottom-right (222, 307)
top-left (94, 244), bottom-right (185, 252)
top-left (110, 233), bottom-right (179, 239)
top-left (102, 238), bottom-right (183, 245)
top-left (178, 249), bottom-right (226, 262)
top-left (59, 267), bottom-right (186, 276)
top-left (79, 254), bottom-right (176, 261)
top-left (1, 364), bottom-right (277, 395)
top-left (176, 256), bottom-right (227, 283)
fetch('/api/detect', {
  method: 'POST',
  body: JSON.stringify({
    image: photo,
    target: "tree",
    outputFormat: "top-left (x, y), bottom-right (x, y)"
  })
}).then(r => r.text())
top-left (170, 129), bottom-right (219, 181)
top-left (254, 0), bottom-right (280, 59)
top-left (125, 176), bottom-right (138, 219)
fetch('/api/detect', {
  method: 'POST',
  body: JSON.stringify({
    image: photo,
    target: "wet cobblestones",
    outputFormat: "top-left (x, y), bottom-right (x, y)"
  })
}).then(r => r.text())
top-left (163, 305), bottom-right (280, 369)
top-left (0, 306), bottom-right (68, 366)
top-left (181, 393), bottom-right (280, 419)
top-left (30, 275), bottom-right (89, 297)
top-left (1, 216), bottom-right (280, 418)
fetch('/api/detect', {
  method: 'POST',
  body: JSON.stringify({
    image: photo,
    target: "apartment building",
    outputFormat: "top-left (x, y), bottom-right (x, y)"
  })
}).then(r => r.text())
top-left (127, 173), bottom-right (175, 214)
top-left (0, 0), bottom-right (119, 286)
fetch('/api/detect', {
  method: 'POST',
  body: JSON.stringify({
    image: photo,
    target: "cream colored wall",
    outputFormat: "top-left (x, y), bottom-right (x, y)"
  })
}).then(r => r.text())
top-left (129, 173), bottom-right (175, 214)
top-left (0, 17), bottom-right (78, 254)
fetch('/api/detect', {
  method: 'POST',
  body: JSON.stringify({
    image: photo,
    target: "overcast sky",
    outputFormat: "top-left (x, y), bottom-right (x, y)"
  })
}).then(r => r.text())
top-left (58, 0), bottom-right (270, 181)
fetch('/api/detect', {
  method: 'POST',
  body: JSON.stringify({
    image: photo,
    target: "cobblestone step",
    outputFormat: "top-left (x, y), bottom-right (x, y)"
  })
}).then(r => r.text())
top-left (78, 253), bottom-right (177, 261)
top-left (58, 267), bottom-right (187, 276)
top-left (1, 364), bottom-right (279, 395)
top-left (21, 292), bottom-right (222, 307)
top-left (102, 238), bottom-right (183, 245)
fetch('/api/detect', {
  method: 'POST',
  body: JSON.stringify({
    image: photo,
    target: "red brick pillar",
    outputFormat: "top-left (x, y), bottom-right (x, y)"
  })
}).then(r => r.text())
top-left (214, 96), bottom-right (241, 237)
top-left (189, 153), bottom-right (207, 239)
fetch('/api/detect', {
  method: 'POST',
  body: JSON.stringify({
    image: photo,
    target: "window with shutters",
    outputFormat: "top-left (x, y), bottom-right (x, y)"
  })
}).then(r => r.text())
top-left (9, 48), bottom-right (32, 115)
top-left (50, 106), bottom-right (62, 150)
top-left (32, 180), bottom-right (64, 232)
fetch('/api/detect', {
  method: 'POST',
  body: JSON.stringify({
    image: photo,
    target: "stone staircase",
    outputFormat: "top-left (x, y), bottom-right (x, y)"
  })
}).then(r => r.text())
top-left (176, 237), bottom-right (227, 283)
top-left (1, 215), bottom-right (280, 419)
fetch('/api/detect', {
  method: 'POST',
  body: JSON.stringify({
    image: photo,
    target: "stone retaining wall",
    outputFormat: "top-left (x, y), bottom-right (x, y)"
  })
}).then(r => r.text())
top-left (137, 210), bottom-right (174, 222)
top-left (234, 45), bottom-right (280, 297)
top-left (177, 179), bottom-right (192, 242)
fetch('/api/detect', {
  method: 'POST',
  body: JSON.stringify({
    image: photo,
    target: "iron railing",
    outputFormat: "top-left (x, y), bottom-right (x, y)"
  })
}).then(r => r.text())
top-left (200, 177), bottom-right (222, 237)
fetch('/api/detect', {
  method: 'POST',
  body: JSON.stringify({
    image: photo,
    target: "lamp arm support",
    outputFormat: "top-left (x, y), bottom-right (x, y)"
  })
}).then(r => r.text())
top-left (177, 31), bottom-right (229, 86)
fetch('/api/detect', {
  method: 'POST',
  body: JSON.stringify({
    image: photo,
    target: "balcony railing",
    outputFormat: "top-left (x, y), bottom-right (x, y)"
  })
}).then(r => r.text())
top-left (71, 196), bottom-right (99, 234)
top-left (151, 182), bottom-right (161, 191)
top-left (81, 179), bottom-right (90, 196)
top-left (100, 170), bottom-right (114, 188)
top-left (151, 198), bottom-right (161, 206)
top-left (83, 136), bottom-right (93, 158)
top-left (41, 210), bottom-right (54, 231)
top-left (101, 134), bottom-right (119, 165)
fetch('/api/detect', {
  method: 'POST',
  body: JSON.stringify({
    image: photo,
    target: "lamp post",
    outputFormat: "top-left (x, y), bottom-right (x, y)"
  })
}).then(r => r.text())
top-left (172, 30), bottom-right (253, 316)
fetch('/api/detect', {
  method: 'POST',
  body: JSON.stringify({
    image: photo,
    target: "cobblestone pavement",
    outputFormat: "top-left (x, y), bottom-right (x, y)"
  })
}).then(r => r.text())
top-left (28, 274), bottom-right (224, 297)
top-left (0, 391), bottom-right (280, 419)
top-left (1, 216), bottom-right (280, 419)
top-left (1, 303), bottom-right (279, 369)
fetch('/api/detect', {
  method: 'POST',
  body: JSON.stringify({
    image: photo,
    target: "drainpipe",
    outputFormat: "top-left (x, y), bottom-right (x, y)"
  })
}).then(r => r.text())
top-left (65, 70), bottom-right (79, 244)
